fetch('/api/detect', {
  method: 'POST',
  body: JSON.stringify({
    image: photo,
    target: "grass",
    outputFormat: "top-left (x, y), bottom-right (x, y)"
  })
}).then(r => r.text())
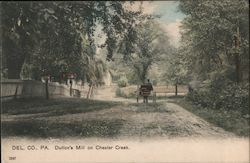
top-left (2, 119), bottom-right (125, 138)
top-left (1, 98), bottom-right (124, 138)
top-left (3, 96), bottom-right (249, 138)
top-left (144, 123), bottom-right (158, 130)
top-left (128, 103), bottom-right (173, 113)
top-left (172, 98), bottom-right (250, 137)
top-left (2, 97), bottom-right (119, 116)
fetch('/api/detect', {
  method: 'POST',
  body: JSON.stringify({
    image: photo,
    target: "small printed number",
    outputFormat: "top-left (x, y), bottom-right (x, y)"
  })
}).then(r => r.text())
top-left (9, 157), bottom-right (16, 160)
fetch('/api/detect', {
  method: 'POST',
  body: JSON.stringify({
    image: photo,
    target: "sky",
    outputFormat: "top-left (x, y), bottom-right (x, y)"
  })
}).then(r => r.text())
top-left (138, 1), bottom-right (186, 47)
top-left (95, 1), bottom-right (186, 54)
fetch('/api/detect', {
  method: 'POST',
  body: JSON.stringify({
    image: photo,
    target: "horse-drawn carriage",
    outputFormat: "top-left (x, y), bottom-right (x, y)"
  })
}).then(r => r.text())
top-left (136, 84), bottom-right (155, 103)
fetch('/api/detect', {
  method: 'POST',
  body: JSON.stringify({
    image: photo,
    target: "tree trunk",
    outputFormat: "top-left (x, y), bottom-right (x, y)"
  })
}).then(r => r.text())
top-left (14, 85), bottom-right (19, 99)
top-left (45, 79), bottom-right (49, 100)
top-left (7, 62), bottom-right (23, 79)
top-left (70, 81), bottom-right (73, 96)
top-left (175, 83), bottom-right (178, 96)
top-left (3, 34), bottom-right (26, 79)
top-left (90, 84), bottom-right (94, 98)
top-left (234, 26), bottom-right (241, 83)
top-left (87, 84), bottom-right (92, 99)
top-left (235, 53), bottom-right (241, 83)
top-left (6, 50), bottom-right (25, 79)
top-left (136, 85), bottom-right (139, 103)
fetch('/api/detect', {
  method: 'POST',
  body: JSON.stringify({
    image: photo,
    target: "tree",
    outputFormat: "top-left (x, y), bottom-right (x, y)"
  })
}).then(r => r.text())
top-left (162, 48), bottom-right (189, 95)
top-left (2, 2), bottom-right (151, 79)
top-left (2, 2), bottom-right (42, 78)
top-left (177, 0), bottom-right (249, 112)
top-left (178, 0), bottom-right (249, 83)
top-left (119, 20), bottom-right (172, 84)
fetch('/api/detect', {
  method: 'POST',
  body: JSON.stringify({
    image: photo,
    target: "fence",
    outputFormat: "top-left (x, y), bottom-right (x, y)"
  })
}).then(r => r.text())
top-left (121, 85), bottom-right (188, 96)
top-left (1, 79), bottom-right (71, 100)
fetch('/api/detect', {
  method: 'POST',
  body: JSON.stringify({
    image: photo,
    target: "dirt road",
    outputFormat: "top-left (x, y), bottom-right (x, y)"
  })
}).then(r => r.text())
top-left (2, 85), bottom-right (234, 139)
top-left (89, 85), bottom-right (233, 138)
top-left (92, 85), bottom-right (136, 103)
top-left (92, 85), bottom-right (170, 103)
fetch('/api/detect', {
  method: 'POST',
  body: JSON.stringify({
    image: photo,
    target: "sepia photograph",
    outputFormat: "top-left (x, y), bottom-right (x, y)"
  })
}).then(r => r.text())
top-left (1, 1), bottom-right (249, 163)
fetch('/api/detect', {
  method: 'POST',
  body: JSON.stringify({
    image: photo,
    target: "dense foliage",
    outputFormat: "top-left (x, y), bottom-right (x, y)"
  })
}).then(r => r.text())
top-left (179, 0), bottom-right (249, 82)
top-left (1, 2), bottom-right (151, 82)
top-left (178, 0), bottom-right (249, 113)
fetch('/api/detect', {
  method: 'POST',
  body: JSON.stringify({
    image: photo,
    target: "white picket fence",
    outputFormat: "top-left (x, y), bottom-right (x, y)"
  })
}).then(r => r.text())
top-left (1, 79), bottom-right (71, 100)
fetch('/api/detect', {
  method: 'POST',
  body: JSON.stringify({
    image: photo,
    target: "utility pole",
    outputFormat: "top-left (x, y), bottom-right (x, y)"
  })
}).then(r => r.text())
top-left (233, 25), bottom-right (241, 83)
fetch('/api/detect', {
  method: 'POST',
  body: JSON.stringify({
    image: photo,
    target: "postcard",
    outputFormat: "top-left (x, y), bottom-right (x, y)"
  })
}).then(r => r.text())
top-left (1, 1), bottom-right (249, 163)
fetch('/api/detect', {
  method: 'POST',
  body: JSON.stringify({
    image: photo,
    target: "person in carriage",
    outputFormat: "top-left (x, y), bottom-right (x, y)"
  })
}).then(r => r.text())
top-left (139, 79), bottom-right (154, 103)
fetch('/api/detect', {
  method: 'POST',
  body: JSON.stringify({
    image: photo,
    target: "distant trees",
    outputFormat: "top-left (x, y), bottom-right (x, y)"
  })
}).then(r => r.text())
top-left (119, 20), bottom-right (172, 84)
top-left (161, 48), bottom-right (188, 95)
top-left (2, 2), bottom-right (151, 81)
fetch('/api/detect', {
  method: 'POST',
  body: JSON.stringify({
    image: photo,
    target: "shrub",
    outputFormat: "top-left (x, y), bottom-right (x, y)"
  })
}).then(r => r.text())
top-left (187, 79), bottom-right (249, 114)
top-left (115, 88), bottom-right (137, 98)
top-left (117, 77), bottom-right (128, 87)
top-left (127, 92), bottom-right (137, 98)
top-left (116, 88), bottom-right (126, 97)
top-left (152, 80), bottom-right (157, 86)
